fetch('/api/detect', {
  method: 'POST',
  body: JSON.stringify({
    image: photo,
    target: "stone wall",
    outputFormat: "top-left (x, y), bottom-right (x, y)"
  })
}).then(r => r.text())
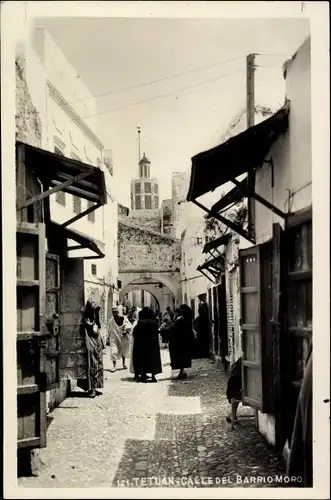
top-left (118, 220), bottom-right (180, 273)
top-left (15, 56), bottom-right (42, 147)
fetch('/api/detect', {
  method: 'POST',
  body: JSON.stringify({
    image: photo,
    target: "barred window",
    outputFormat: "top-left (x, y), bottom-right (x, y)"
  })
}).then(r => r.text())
top-left (54, 146), bottom-right (66, 205)
top-left (87, 201), bottom-right (95, 222)
top-left (145, 195), bottom-right (152, 210)
top-left (135, 196), bottom-right (141, 210)
top-left (73, 196), bottom-right (81, 214)
top-left (56, 191), bottom-right (66, 206)
top-left (144, 182), bottom-right (151, 193)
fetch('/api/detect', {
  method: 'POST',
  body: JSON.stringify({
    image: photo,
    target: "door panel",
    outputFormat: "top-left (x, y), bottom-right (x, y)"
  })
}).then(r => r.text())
top-left (59, 258), bottom-right (87, 380)
top-left (44, 253), bottom-right (60, 389)
top-left (212, 287), bottom-right (219, 355)
top-left (16, 222), bottom-right (47, 449)
top-left (217, 282), bottom-right (228, 359)
top-left (240, 246), bottom-right (263, 410)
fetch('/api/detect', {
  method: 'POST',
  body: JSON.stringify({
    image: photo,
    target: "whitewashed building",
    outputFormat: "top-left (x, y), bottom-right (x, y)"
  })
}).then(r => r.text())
top-left (16, 23), bottom-right (119, 410)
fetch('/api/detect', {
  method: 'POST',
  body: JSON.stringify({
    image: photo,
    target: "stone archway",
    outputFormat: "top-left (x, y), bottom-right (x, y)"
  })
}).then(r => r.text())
top-left (123, 289), bottom-right (160, 312)
top-left (120, 276), bottom-right (175, 313)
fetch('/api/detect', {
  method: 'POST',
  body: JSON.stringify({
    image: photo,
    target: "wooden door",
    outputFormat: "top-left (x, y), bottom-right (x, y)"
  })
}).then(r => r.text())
top-left (190, 298), bottom-right (195, 319)
top-left (217, 282), bottom-right (228, 360)
top-left (239, 246), bottom-right (263, 409)
top-left (212, 287), bottom-right (219, 355)
top-left (283, 217), bottom-right (312, 445)
top-left (44, 254), bottom-right (60, 389)
top-left (59, 257), bottom-right (87, 380)
top-left (16, 222), bottom-right (47, 450)
top-left (207, 288), bottom-right (213, 353)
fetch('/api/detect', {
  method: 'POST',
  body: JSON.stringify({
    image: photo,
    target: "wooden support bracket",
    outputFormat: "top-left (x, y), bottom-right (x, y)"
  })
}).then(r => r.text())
top-left (230, 177), bottom-right (287, 219)
top-left (193, 199), bottom-right (255, 244)
top-left (18, 171), bottom-right (93, 210)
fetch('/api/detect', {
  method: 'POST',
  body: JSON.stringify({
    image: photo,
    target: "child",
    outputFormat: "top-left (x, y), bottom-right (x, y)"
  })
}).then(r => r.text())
top-left (225, 356), bottom-right (243, 430)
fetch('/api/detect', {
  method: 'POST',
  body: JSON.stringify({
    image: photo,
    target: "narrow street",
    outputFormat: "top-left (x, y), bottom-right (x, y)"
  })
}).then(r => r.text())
top-left (19, 347), bottom-right (285, 489)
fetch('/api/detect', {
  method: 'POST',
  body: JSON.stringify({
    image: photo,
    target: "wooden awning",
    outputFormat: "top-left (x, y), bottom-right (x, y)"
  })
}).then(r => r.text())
top-left (50, 222), bottom-right (105, 259)
top-left (186, 101), bottom-right (290, 244)
top-left (202, 233), bottom-right (230, 254)
top-left (16, 141), bottom-right (107, 227)
top-left (197, 255), bottom-right (224, 283)
top-left (186, 101), bottom-right (290, 202)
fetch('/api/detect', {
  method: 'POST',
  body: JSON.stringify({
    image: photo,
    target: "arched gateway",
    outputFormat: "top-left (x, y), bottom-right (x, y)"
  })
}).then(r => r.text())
top-left (118, 218), bottom-right (181, 313)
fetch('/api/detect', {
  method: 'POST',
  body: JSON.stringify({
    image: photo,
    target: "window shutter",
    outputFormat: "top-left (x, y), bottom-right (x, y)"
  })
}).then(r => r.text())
top-left (17, 222), bottom-right (47, 450)
top-left (240, 246), bottom-right (263, 409)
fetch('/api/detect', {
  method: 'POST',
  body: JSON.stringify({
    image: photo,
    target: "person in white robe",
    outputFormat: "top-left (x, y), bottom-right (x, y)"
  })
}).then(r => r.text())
top-left (108, 307), bottom-right (133, 372)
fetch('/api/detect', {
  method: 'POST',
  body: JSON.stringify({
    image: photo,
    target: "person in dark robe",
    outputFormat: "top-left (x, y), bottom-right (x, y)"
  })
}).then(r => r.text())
top-left (286, 344), bottom-right (312, 487)
top-left (77, 300), bottom-right (104, 398)
top-left (225, 356), bottom-right (243, 430)
top-left (132, 307), bottom-right (162, 383)
top-left (168, 304), bottom-right (195, 380)
top-left (193, 295), bottom-right (211, 358)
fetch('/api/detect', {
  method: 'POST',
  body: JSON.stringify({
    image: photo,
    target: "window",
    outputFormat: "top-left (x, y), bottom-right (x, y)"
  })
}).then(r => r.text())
top-left (135, 196), bottom-right (141, 210)
top-left (87, 201), bottom-right (95, 222)
top-left (73, 196), bottom-right (81, 214)
top-left (144, 165), bottom-right (148, 177)
top-left (154, 184), bottom-right (159, 194)
top-left (144, 182), bottom-right (151, 193)
top-left (135, 183), bottom-right (141, 194)
top-left (91, 264), bottom-right (97, 276)
top-left (54, 146), bottom-right (66, 205)
top-left (117, 279), bottom-right (122, 290)
top-left (155, 196), bottom-right (159, 209)
top-left (56, 191), bottom-right (66, 206)
top-left (196, 237), bottom-right (203, 245)
top-left (140, 165), bottom-right (143, 177)
top-left (145, 195), bottom-right (152, 210)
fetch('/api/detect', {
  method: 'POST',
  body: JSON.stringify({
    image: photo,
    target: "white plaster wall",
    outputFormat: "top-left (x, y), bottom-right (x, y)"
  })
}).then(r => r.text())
top-left (255, 37), bottom-right (311, 245)
top-left (258, 413), bottom-right (276, 447)
top-left (20, 25), bottom-right (119, 303)
top-left (33, 27), bottom-right (98, 135)
top-left (255, 37), bottom-right (311, 444)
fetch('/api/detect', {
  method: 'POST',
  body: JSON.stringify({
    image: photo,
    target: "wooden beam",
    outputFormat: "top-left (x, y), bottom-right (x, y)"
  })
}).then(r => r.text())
top-left (198, 268), bottom-right (216, 284)
top-left (193, 199), bottom-right (255, 244)
top-left (246, 53), bottom-right (256, 239)
top-left (18, 171), bottom-right (93, 209)
top-left (61, 201), bottom-right (101, 228)
top-left (51, 180), bottom-right (100, 202)
top-left (231, 177), bottom-right (287, 219)
top-left (65, 245), bottom-right (84, 251)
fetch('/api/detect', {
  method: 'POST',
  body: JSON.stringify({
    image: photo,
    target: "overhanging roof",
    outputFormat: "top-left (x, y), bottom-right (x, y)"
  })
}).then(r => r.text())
top-left (50, 222), bottom-right (105, 259)
top-left (202, 233), bottom-right (231, 254)
top-left (186, 101), bottom-right (290, 202)
top-left (17, 141), bottom-right (107, 205)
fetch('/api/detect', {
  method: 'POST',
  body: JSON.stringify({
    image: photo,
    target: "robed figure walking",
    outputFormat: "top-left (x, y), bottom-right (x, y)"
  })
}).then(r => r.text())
top-left (131, 307), bottom-right (162, 382)
top-left (107, 307), bottom-right (133, 372)
top-left (168, 304), bottom-right (195, 380)
top-left (77, 300), bottom-right (104, 398)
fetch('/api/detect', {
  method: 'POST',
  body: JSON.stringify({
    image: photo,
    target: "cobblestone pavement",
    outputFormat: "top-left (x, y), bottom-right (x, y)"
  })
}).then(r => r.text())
top-left (19, 346), bottom-right (285, 489)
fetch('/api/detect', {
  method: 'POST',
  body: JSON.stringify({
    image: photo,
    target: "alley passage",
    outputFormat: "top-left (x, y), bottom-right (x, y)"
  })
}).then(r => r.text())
top-left (19, 349), bottom-right (285, 489)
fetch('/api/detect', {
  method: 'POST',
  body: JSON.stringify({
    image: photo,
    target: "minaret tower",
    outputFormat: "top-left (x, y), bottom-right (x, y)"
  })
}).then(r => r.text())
top-left (130, 128), bottom-right (159, 211)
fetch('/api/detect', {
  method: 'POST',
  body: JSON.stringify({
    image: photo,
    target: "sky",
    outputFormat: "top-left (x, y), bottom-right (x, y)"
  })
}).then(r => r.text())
top-left (35, 16), bottom-right (310, 207)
